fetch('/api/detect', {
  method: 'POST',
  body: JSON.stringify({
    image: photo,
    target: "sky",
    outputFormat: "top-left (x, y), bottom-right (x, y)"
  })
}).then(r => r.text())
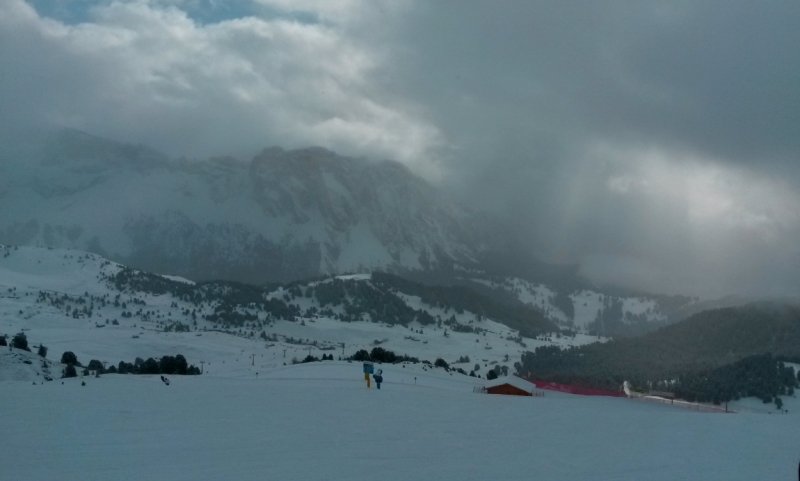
top-left (1, 0), bottom-right (799, 298)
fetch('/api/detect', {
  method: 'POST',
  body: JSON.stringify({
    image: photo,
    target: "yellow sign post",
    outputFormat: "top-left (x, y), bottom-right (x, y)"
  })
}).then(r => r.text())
top-left (363, 362), bottom-right (374, 388)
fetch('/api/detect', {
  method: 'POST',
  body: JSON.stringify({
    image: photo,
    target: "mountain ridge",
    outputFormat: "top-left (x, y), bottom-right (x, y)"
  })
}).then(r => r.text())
top-left (0, 130), bottom-right (499, 284)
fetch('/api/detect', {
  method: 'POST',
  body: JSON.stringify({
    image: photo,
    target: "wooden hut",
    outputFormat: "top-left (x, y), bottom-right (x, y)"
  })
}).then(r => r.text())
top-left (482, 376), bottom-right (535, 396)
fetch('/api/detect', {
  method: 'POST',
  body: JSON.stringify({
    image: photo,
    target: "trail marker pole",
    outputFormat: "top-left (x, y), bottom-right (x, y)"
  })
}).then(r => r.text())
top-left (200, 361), bottom-right (204, 374)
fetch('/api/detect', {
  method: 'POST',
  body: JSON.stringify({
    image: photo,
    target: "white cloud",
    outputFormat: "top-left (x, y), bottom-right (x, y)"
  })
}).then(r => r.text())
top-left (598, 144), bottom-right (800, 238)
top-left (0, 0), bottom-right (444, 176)
top-left (255, 0), bottom-right (377, 23)
top-left (573, 141), bottom-right (800, 296)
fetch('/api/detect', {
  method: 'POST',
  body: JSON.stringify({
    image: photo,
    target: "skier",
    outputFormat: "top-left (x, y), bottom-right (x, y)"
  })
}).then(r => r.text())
top-left (160, 375), bottom-right (170, 386)
top-left (373, 369), bottom-right (383, 389)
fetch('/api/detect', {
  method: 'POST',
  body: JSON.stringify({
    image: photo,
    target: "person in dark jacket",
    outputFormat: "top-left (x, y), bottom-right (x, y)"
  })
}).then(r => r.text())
top-left (373, 369), bottom-right (383, 389)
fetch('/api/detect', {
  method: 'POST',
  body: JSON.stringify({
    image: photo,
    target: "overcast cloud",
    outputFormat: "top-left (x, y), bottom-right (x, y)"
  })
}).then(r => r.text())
top-left (2, 0), bottom-right (799, 297)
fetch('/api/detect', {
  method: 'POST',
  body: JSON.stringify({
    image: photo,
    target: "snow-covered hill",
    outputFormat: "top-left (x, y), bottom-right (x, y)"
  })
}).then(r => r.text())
top-left (0, 245), bottom-right (597, 383)
top-left (467, 276), bottom-right (704, 337)
top-left (0, 130), bottom-right (496, 284)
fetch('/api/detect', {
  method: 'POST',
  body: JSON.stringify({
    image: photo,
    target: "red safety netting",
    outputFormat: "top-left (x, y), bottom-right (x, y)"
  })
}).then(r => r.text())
top-left (526, 379), bottom-right (626, 397)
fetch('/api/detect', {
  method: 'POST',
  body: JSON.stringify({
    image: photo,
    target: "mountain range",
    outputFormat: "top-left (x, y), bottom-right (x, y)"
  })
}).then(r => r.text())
top-left (0, 129), bottom-right (737, 333)
top-left (0, 129), bottom-right (504, 284)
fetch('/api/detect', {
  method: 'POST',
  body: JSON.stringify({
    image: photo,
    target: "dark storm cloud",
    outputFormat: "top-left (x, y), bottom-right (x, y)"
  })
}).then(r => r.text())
top-left (375, 1), bottom-right (800, 296)
top-left (390, 1), bottom-right (800, 168)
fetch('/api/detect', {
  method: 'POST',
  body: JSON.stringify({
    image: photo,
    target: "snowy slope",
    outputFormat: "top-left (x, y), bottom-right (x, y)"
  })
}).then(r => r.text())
top-left (0, 348), bottom-right (57, 382)
top-left (1, 362), bottom-right (799, 481)
top-left (0, 245), bottom-right (591, 383)
top-left (471, 276), bottom-right (697, 336)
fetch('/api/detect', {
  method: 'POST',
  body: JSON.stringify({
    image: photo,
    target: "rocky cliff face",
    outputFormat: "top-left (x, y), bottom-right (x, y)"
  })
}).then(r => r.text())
top-left (0, 130), bottom-right (496, 283)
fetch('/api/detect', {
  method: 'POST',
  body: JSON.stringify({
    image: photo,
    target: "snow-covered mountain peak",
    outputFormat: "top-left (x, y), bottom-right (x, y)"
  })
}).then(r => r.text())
top-left (0, 131), bottom-right (495, 284)
top-left (41, 129), bottom-right (167, 172)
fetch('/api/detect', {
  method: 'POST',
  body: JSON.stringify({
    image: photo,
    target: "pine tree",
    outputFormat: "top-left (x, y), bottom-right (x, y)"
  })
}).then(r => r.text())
top-left (61, 351), bottom-right (79, 366)
top-left (87, 360), bottom-right (104, 372)
top-left (11, 332), bottom-right (29, 351)
top-left (175, 355), bottom-right (188, 374)
top-left (63, 364), bottom-right (77, 378)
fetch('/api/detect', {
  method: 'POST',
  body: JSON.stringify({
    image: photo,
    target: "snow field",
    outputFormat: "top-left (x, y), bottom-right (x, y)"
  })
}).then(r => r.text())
top-left (1, 362), bottom-right (799, 481)
top-left (570, 289), bottom-right (607, 328)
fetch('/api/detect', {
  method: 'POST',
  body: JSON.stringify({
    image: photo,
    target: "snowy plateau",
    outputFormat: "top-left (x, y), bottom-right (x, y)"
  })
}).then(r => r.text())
top-left (1, 245), bottom-right (798, 480)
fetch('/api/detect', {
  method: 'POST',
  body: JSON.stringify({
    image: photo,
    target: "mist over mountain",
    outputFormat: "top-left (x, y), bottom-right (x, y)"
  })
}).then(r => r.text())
top-left (1, 129), bottom-right (729, 336)
top-left (0, 130), bottom-right (512, 284)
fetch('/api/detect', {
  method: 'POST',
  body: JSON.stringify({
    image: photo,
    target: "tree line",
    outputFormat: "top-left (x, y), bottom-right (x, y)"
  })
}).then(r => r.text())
top-left (516, 303), bottom-right (800, 406)
top-left (59, 351), bottom-right (201, 378)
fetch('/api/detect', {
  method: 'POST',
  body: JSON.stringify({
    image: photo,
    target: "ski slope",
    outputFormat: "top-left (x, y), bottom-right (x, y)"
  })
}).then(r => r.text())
top-left (1, 362), bottom-right (799, 480)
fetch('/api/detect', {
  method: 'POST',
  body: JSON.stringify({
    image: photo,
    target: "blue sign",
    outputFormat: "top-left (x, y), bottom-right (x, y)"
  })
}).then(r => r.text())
top-left (363, 362), bottom-right (374, 374)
